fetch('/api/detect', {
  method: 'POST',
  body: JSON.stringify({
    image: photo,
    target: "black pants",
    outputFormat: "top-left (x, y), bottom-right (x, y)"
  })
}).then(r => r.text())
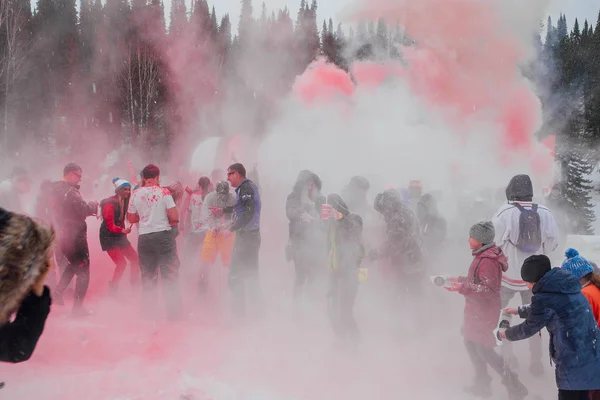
top-left (229, 230), bottom-right (261, 318)
top-left (559, 390), bottom-right (589, 400)
top-left (56, 234), bottom-right (90, 308)
top-left (328, 269), bottom-right (359, 342)
top-left (293, 248), bottom-right (319, 298)
top-left (464, 340), bottom-right (507, 383)
top-left (138, 230), bottom-right (181, 319)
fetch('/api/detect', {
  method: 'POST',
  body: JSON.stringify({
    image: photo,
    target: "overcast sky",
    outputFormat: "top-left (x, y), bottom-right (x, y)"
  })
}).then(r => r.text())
top-left (178, 0), bottom-right (598, 33)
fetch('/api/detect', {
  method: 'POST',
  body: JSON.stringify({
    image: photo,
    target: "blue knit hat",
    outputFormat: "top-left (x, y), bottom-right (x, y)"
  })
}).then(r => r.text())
top-left (112, 177), bottom-right (131, 193)
top-left (561, 248), bottom-right (594, 279)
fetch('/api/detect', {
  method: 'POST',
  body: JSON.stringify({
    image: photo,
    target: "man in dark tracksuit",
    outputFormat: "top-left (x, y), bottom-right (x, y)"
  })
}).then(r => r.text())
top-left (225, 163), bottom-right (262, 318)
top-left (52, 163), bottom-right (98, 317)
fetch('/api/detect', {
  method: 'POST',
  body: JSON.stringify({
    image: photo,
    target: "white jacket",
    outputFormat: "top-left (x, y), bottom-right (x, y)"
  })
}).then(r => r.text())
top-left (492, 202), bottom-right (560, 291)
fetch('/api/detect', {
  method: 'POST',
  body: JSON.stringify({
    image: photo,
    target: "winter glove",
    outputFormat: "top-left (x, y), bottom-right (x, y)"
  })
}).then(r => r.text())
top-left (358, 268), bottom-right (369, 283)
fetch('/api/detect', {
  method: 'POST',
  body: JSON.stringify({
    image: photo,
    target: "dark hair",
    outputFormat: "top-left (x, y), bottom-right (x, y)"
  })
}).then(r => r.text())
top-left (63, 163), bottom-right (82, 176)
top-left (141, 164), bottom-right (160, 180)
top-left (198, 176), bottom-right (211, 199)
top-left (228, 163), bottom-right (246, 178)
top-left (583, 272), bottom-right (600, 290)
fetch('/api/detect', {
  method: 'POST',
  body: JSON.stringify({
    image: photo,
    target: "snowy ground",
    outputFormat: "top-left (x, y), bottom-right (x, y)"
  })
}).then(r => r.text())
top-left (0, 235), bottom-right (558, 400)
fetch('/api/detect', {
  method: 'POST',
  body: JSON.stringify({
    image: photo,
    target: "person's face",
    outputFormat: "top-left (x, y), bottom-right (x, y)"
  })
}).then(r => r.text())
top-left (526, 282), bottom-right (535, 290)
top-left (16, 178), bottom-right (31, 195)
top-left (227, 169), bottom-right (242, 187)
top-left (119, 187), bottom-right (131, 199)
top-left (469, 237), bottom-right (483, 250)
top-left (66, 169), bottom-right (83, 185)
top-left (308, 183), bottom-right (319, 200)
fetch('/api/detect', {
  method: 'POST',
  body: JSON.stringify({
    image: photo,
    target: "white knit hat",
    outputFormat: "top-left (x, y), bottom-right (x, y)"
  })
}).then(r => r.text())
top-left (112, 177), bottom-right (131, 193)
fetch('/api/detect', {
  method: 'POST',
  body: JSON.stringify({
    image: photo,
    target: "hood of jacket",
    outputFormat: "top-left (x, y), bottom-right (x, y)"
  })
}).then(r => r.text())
top-left (417, 193), bottom-right (439, 219)
top-left (476, 244), bottom-right (509, 273)
top-left (327, 193), bottom-right (350, 217)
top-left (506, 174), bottom-right (533, 202)
top-left (0, 208), bottom-right (54, 324)
top-left (533, 267), bottom-right (582, 295)
top-left (374, 189), bottom-right (404, 217)
top-left (292, 170), bottom-right (322, 196)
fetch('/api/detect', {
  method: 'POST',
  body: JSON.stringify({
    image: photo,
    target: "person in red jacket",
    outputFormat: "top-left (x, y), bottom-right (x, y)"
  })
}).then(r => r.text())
top-left (100, 178), bottom-right (139, 294)
top-left (446, 221), bottom-right (528, 399)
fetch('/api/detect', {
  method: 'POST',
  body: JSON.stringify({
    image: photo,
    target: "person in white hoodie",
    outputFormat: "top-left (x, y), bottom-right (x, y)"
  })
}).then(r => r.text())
top-left (492, 174), bottom-right (559, 376)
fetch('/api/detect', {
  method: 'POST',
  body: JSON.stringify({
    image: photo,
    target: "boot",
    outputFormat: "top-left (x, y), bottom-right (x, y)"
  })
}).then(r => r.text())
top-left (72, 305), bottom-right (92, 318)
top-left (463, 383), bottom-right (492, 398)
top-left (502, 372), bottom-right (528, 400)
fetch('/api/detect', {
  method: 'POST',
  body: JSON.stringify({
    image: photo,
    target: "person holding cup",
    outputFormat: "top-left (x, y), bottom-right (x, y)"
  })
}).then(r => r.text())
top-left (324, 194), bottom-right (365, 348)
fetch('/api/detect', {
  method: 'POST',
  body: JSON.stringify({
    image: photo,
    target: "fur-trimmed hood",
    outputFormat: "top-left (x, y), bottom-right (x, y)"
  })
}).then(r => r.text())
top-left (0, 208), bottom-right (54, 324)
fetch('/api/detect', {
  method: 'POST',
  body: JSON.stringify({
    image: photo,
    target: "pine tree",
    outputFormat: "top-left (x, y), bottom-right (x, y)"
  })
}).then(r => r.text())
top-left (375, 18), bottom-right (388, 55)
top-left (545, 16), bottom-right (555, 47)
top-left (559, 146), bottom-right (596, 234)
top-left (169, 0), bottom-right (187, 37)
top-left (239, 0), bottom-right (254, 44)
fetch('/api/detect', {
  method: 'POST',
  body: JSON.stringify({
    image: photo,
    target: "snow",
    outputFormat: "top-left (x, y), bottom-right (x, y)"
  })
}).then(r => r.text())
top-left (1, 229), bottom-right (558, 399)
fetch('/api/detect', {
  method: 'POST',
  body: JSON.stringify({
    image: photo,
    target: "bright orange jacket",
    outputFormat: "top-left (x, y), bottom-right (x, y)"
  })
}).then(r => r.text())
top-left (582, 283), bottom-right (600, 327)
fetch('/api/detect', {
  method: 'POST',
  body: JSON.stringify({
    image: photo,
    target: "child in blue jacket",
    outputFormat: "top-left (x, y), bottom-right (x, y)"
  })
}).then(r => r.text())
top-left (499, 255), bottom-right (600, 400)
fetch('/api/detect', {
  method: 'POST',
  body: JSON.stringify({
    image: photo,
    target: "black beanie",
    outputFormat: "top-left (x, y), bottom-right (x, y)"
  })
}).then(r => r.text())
top-left (521, 255), bottom-right (551, 283)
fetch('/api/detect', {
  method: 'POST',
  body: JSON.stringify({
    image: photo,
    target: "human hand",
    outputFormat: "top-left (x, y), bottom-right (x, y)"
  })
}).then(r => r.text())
top-left (300, 212), bottom-right (314, 222)
top-left (123, 227), bottom-right (132, 235)
top-left (444, 281), bottom-right (463, 292)
top-left (503, 307), bottom-right (518, 315)
top-left (221, 230), bottom-right (232, 237)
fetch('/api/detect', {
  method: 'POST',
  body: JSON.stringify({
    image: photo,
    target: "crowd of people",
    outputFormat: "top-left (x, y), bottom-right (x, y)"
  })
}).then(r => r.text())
top-left (1, 161), bottom-right (600, 399)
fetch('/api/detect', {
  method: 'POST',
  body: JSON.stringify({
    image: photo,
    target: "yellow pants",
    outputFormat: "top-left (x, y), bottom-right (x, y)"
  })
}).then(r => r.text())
top-left (201, 230), bottom-right (236, 267)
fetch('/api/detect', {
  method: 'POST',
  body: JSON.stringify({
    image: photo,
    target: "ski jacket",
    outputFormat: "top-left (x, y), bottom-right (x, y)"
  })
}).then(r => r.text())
top-left (458, 244), bottom-right (508, 348)
top-left (506, 268), bottom-right (600, 391)
top-left (50, 181), bottom-right (97, 242)
top-left (374, 190), bottom-right (423, 271)
top-left (326, 194), bottom-right (364, 272)
top-left (231, 179), bottom-right (261, 233)
top-left (204, 191), bottom-right (237, 231)
top-left (416, 193), bottom-right (447, 252)
top-left (0, 287), bottom-right (51, 363)
top-left (286, 170), bottom-right (324, 251)
top-left (582, 283), bottom-right (600, 327)
top-left (493, 202), bottom-right (559, 290)
top-left (99, 196), bottom-right (130, 251)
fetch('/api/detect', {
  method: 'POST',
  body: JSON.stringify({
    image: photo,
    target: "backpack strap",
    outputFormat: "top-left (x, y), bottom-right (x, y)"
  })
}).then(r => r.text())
top-left (513, 203), bottom-right (525, 212)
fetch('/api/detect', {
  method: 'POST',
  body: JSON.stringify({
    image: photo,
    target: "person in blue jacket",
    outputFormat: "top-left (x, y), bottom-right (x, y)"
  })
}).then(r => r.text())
top-left (499, 255), bottom-right (600, 400)
top-left (223, 163), bottom-right (262, 319)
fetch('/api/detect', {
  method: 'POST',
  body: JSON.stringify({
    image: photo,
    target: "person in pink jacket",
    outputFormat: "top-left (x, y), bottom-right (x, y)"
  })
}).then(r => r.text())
top-left (447, 221), bottom-right (528, 399)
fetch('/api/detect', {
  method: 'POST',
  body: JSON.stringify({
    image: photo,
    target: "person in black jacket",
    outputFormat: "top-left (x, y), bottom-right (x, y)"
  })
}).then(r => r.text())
top-left (286, 170), bottom-right (325, 299)
top-left (0, 208), bottom-right (53, 363)
top-left (51, 163), bottom-right (99, 316)
top-left (325, 194), bottom-right (365, 348)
